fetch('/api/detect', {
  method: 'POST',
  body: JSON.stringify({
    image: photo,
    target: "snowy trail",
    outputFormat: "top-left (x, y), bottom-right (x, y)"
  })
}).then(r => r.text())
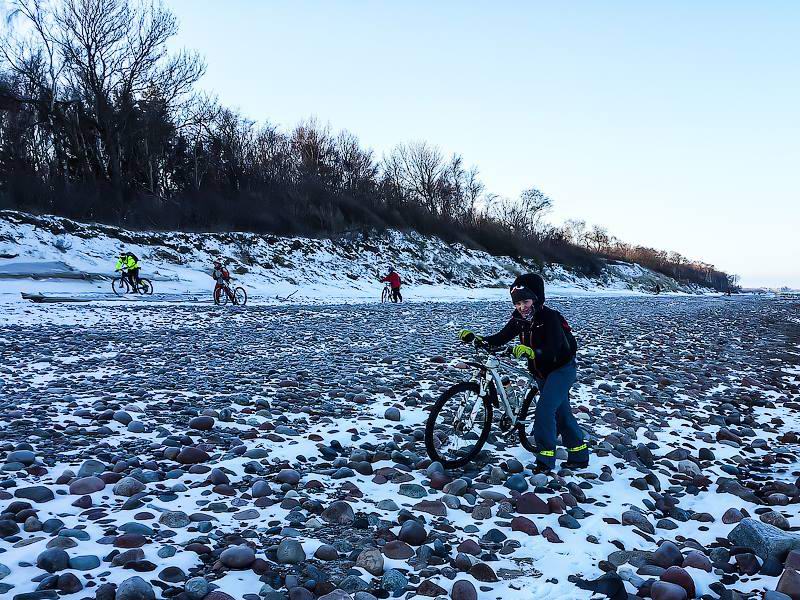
top-left (0, 296), bottom-right (798, 600)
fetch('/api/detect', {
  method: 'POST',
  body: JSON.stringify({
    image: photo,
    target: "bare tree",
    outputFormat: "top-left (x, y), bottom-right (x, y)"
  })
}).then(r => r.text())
top-left (335, 129), bottom-right (376, 195)
top-left (47, 0), bottom-right (204, 187)
top-left (385, 141), bottom-right (445, 215)
top-left (584, 224), bottom-right (610, 252)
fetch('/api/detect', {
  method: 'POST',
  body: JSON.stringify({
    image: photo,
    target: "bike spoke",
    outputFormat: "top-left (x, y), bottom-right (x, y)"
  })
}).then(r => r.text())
top-left (432, 390), bottom-right (486, 462)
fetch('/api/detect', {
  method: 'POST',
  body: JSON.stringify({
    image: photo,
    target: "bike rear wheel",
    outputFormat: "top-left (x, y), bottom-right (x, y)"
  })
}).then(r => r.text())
top-left (233, 287), bottom-right (247, 306)
top-left (137, 278), bottom-right (153, 295)
top-left (112, 277), bottom-right (129, 296)
top-left (425, 381), bottom-right (493, 469)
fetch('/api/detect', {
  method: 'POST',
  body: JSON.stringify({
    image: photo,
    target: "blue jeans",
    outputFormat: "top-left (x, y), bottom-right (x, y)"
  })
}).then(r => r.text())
top-left (533, 360), bottom-right (587, 468)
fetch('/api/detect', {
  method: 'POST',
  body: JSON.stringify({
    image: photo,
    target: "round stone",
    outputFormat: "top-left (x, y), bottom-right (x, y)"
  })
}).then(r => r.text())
top-left (451, 580), bottom-right (478, 600)
top-left (384, 407), bottom-right (401, 421)
top-left (116, 576), bottom-right (156, 600)
top-left (276, 539), bottom-right (306, 564)
top-left (189, 416), bottom-right (215, 431)
top-left (68, 555), bottom-right (101, 571)
top-left (68, 476), bottom-right (105, 495)
top-left (504, 473), bottom-right (528, 492)
top-left (381, 569), bottom-right (408, 594)
top-left (356, 547), bottom-right (384, 575)
top-left (650, 580), bottom-right (688, 600)
top-left (176, 447), bottom-right (210, 464)
top-left (275, 469), bottom-right (301, 484)
top-left (37, 548), bottom-right (70, 573)
top-left (77, 459), bottom-right (105, 478)
top-left (383, 540), bottom-right (414, 559)
top-left (314, 544), bottom-right (338, 561)
top-left (159, 511), bottom-right (190, 528)
top-left (220, 545), bottom-right (256, 569)
top-left (159, 566), bottom-right (186, 583)
top-left (7, 450), bottom-right (36, 465)
top-left (185, 577), bottom-right (210, 600)
top-left (113, 477), bottom-right (146, 497)
top-left (14, 485), bottom-right (54, 503)
top-left (398, 520), bottom-right (427, 546)
top-left (321, 500), bottom-right (355, 524)
top-left (652, 541), bottom-right (684, 568)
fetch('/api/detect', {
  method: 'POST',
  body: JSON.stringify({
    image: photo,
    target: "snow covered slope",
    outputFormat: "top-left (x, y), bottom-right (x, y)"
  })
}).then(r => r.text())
top-left (0, 210), bottom-right (710, 303)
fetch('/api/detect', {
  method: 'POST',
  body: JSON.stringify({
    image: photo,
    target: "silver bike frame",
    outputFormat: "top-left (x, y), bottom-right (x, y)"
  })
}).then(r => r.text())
top-left (463, 352), bottom-right (536, 429)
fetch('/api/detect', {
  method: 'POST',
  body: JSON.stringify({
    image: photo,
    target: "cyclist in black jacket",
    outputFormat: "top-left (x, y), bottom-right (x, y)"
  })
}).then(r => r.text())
top-left (459, 273), bottom-right (588, 472)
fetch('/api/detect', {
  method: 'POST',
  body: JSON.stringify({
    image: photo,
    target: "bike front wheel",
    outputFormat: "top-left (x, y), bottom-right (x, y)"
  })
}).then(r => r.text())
top-left (112, 277), bottom-right (129, 296)
top-left (381, 287), bottom-right (390, 303)
top-left (425, 381), bottom-right (493, 469)
top-left (233, 287), bottom-right (247, 306)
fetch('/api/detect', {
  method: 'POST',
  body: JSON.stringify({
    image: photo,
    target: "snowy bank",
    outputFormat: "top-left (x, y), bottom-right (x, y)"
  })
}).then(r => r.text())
top-left (0, 210), bottom-right (713, 305)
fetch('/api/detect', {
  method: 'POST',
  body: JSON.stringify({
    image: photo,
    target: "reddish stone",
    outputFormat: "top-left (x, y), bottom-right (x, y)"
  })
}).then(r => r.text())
top-left (382, 540), bottom-right (414, 559)
top-left (661, 566), bottom-right (696, 598)
top-left (510, 516), bottom-right (539, 536)
top-left (429, 472), bottom-right (452, 490)
top-left (113, 534), bottom-right (147, 548)
top-left (516, 493), bottom-right (550, 515)
top-left (777, 567), bottom-right (800, 600)
top-left (682, 551), bottom-right (712, 573)
top-left (414, 500), bottom-right (447, 517)
top-left (547, 496), bottom-right (566, 514)
top-left (650, 580), bottom-right (688, 600)
top-left (541, 527), bottom-right (562, 543)
top-left (456, 540), bottom-right (480, 556)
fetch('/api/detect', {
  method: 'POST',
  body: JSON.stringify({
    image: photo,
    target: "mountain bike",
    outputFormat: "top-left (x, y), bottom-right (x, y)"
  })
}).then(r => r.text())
top-left (214, 280), bottom-right (247, 306)
top-left (112, 269), bottom-right (153, 296)
top-left (425, 342), bottom-right (538, 468)
top-left (381, 282), bottom-right (393, 303)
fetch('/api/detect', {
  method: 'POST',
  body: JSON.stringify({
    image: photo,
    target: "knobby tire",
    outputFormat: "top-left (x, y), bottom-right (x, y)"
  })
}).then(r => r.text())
top-left (424, 381), bottom-right (493, 469)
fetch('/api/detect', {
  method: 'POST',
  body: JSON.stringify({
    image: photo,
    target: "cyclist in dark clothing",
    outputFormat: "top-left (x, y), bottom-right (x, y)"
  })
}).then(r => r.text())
top-left (459, 273), bottom-right (588, 472)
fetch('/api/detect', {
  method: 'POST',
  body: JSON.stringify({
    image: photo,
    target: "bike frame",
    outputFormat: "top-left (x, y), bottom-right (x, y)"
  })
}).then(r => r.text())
top-left (116, 268), bottom-right (140, 290)
top-left (461, 350), bottom-right (536, 430)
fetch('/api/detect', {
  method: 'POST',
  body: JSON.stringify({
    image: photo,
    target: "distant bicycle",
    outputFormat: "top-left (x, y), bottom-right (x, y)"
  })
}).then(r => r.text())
top-left (381, 282), bottom-right (393, 303)
top-left (112, 269), bottom-right (153, 296)
top-left (214, 280), bottom-right (247, 306)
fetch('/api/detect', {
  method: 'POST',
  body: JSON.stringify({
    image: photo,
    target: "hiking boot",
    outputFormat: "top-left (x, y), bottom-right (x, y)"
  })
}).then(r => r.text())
top-left (532, 462), bottom-right (552, 475)
top-left (561, 459), bottom-right (589, 470)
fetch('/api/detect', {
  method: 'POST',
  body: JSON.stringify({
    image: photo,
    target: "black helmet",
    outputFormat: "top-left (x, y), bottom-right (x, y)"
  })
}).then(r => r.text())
top-left (510, 273), bottom-right (545, 306)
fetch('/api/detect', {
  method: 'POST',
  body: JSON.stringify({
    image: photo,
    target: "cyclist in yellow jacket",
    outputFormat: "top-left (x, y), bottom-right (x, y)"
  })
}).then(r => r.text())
top-left (115, 252), bottom-right (141, 292)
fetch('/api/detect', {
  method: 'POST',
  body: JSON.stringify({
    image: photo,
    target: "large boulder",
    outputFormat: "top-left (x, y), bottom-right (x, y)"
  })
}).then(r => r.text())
top-left (728, 518), bottom-right (800, 563)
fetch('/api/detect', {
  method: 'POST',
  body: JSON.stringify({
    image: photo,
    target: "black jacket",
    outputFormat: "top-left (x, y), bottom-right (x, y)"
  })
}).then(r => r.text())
top-left (484, 306), bottom-right (575, 379)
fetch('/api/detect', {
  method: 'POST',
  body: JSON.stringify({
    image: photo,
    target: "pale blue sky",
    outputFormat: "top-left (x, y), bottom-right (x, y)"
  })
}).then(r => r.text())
top-left (170, 1), bottom-right (799, 287)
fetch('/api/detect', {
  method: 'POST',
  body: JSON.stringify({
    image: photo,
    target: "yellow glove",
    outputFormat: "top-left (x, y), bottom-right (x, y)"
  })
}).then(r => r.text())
top-left (512, 344), bottom-right (535, 359)
top-left (459, 329), bottom-right (482, 344)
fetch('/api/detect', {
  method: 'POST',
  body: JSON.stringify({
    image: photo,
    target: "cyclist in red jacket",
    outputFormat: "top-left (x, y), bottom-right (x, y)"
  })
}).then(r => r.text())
top-left (212, 261), bottom-right (234, 303)
top-left (381, 268), bottom-right (402, 302)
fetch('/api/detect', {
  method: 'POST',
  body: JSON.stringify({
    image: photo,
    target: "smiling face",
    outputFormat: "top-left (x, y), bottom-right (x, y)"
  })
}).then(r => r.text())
top-left (514, 299), bottom-right (534, 317)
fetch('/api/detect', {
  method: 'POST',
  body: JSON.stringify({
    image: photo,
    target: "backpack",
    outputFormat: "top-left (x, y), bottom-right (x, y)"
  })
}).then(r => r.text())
top-left (552, 309), bottom-right (578, 356)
